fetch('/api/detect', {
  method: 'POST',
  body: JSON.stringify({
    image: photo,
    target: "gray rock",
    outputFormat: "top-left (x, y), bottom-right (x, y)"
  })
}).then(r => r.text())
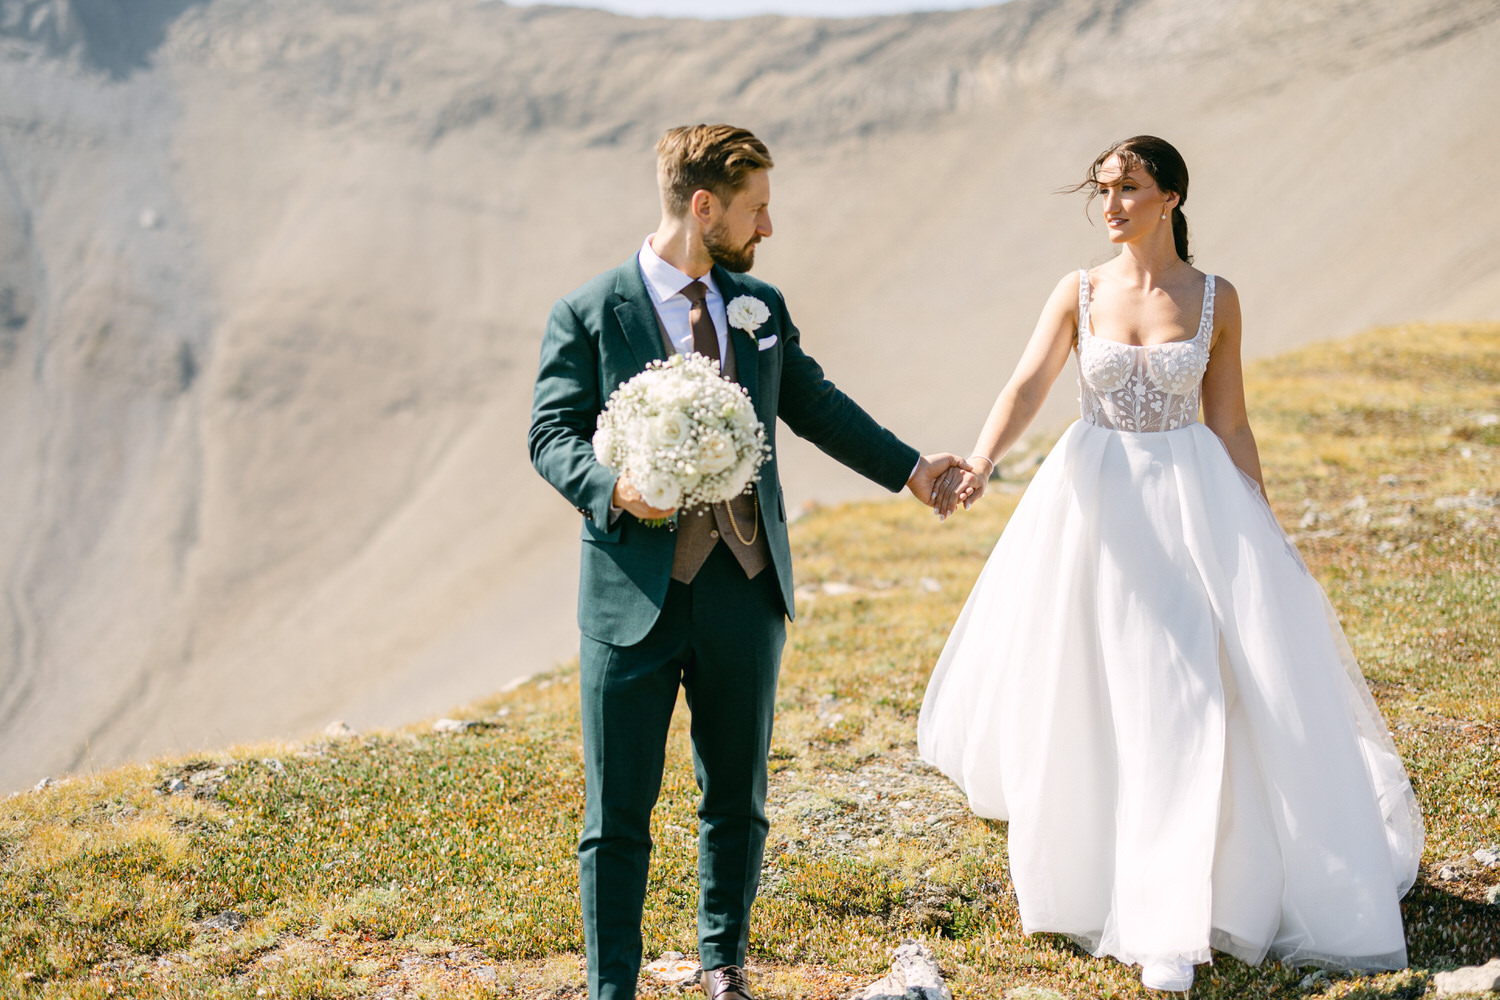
top-left (1435, 492), bottom-right (1498, 511)
top-left (166, 777), bottom-right (188, 793)
top-left (1488, 885), bottom-right (1500, 906)
top-left (432, 717), bottom-right (475, 733)
top-left (31, 776), bottom-right (53, 792)
top-left (324, 721), bottom-right (357, 738)
top-left (1433, 958), bottom-right (1500, 997)
top-left (851, 941), bottom-right (952, 1000)
top-left (1474, 846), bottom-right (1499, 868)
top-left (200, 910), bottom-right (248, 932)
top-left (641, 951), bottom-right (699, 986)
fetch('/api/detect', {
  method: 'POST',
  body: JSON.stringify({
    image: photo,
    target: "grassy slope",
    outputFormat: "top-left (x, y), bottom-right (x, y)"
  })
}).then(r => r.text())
top-left (1, 323), bottom-right (1497, 1000)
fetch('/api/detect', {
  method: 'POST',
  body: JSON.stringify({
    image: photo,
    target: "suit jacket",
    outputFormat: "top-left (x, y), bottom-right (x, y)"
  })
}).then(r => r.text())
top-left (529, 254), bottom-right (920, 647)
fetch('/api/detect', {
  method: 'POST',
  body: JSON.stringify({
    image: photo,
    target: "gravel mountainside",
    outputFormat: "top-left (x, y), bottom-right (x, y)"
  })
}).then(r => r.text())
top-left (0, 0), bottom-right (1496, 791)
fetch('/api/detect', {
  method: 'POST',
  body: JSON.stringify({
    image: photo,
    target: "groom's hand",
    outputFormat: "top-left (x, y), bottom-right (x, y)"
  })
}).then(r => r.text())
top-left (907, 453), bottom-right (971, 518)
top-left (612, 475), bottom-right (677, 521)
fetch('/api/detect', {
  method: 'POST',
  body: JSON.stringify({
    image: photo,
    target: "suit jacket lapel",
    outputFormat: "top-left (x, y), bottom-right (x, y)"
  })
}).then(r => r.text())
top-left (613, 257), bottom-right (668, 372)
top-left (714, 267), bottom-right (760, 406)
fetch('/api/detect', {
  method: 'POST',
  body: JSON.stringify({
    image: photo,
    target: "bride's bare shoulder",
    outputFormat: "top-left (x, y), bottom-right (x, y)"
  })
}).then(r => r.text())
top-left (1042, 270), bottom-right (1084, 316)
top-left (1211, 275), bottom-right (1242, 312)
top-left (1049, 269), bottom-right (1084, 300)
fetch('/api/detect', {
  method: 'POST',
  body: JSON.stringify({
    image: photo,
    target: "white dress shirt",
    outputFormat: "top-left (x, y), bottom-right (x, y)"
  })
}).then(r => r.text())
top-left (638, 235), bottom-right (730, 362)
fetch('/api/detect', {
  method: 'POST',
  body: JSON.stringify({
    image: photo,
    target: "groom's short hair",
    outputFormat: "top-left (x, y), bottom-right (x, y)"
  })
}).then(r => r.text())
top-left (657, 124), bottom-right (774, 217)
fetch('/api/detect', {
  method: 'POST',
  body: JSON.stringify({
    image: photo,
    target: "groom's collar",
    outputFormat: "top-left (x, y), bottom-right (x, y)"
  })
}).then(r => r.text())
top-left (638, 234), bottom-right (721, 307)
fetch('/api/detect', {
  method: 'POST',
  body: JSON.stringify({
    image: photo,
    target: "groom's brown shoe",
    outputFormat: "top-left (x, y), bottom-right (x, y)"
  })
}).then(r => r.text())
top-left (701, 965), bottom-right (755, 1000)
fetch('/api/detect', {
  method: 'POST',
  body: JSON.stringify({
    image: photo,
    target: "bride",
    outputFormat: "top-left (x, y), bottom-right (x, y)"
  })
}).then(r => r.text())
top-left (919, 136), bottom-right (1423, 993)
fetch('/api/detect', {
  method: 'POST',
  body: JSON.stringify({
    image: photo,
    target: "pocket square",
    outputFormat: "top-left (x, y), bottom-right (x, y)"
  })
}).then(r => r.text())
top-left (756, 334), bottom-right (778, 351)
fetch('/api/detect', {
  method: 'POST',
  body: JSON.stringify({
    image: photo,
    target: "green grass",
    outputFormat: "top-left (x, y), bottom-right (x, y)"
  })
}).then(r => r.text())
top-left (1, 322), bottom-right (1497, 999)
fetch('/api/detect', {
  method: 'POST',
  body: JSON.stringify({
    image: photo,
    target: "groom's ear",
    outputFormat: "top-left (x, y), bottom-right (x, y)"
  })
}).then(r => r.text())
top-left (690, 188), bottom-right (718, 226)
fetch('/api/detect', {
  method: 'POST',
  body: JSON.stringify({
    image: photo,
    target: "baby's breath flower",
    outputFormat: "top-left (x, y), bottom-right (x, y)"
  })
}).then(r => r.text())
top-left (592, 352), bottom-right (771, 513)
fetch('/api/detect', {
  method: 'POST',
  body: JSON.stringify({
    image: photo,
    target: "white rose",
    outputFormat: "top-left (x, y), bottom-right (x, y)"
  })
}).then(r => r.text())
top-left (638, 472), bottom-right (682, 512)
top-left (728, 395), bottom-right (756, 428)
top-left (724, 456), bottom-right (756, 497)
top-left (726, 295), bottom-right (771, 333)
top-left (698, 430), bottom-right (736, 475)
top-left (653, 411), bottom-right (692, 450)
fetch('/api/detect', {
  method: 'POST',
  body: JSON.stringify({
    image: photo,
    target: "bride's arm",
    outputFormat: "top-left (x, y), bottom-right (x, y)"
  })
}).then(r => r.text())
top-left (1201, 279), bottom-right (1268, 498)
top-left (942, 273), bottom-right (1080, 510)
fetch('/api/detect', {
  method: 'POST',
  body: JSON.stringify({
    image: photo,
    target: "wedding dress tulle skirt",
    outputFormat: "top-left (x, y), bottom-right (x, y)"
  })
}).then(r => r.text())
top-left (918, 420), bottom-right (1423, 971)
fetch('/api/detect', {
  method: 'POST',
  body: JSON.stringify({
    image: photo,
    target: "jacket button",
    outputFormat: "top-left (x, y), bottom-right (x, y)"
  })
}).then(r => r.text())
top-left (709, 529), bottom-right (720, 539)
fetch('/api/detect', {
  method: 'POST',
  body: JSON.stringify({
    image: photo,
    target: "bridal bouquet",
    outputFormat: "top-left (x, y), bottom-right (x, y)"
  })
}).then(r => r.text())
top-left (593, 353), bottom-right (770, 516)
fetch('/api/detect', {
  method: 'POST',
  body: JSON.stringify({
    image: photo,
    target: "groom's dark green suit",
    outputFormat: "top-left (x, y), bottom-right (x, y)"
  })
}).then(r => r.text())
top-left (529, 253), bottom-right (918, 999)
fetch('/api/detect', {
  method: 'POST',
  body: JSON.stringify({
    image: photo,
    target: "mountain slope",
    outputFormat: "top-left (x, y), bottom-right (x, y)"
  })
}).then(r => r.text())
top-left (0, 0), bottom-right (1496, 791)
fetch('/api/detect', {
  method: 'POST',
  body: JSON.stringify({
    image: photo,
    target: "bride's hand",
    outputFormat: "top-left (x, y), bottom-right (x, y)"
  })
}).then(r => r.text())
top-left (935, 457), bottom-right (992, 517)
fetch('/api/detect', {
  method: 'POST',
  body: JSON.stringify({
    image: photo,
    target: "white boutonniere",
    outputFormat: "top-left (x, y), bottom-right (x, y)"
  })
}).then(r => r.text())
top-left (726, 295), bottom-right (770, 335)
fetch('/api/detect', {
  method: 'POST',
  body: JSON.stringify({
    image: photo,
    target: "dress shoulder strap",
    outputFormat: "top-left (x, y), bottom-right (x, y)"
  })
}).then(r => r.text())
top-left (1197, 274), bottom-right (1216, 341)
top-left (1077, 269), bottom-right (1091, 333)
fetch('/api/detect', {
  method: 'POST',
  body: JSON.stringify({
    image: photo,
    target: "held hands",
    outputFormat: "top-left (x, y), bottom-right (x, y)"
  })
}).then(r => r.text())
top-left (933, 456), bottom-right (992, 518)
top-left (908, 453), bottom-right (977, 519)
top-left (612, 474), bottom-right (677, 521)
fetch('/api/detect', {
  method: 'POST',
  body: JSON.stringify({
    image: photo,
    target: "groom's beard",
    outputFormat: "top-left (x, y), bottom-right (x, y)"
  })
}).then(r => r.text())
top-left (704, 222), bottom-right (759, 273)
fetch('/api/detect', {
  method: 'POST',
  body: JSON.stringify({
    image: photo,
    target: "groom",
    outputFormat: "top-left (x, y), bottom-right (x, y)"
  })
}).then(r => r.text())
top-left (528, 123), bottom-right (963, 1000)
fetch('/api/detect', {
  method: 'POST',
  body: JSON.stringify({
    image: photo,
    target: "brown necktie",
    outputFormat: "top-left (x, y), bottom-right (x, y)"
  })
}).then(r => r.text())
top-left (681, 280), bottom-right (721, 368)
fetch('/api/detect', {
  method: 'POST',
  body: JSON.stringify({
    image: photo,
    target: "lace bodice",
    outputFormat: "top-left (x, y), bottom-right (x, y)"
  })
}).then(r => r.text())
top-left (1077, 269), bottom-right (1214, 433)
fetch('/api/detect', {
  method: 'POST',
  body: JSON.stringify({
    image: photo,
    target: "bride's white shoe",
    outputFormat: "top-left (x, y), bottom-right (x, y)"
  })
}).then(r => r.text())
top-left (1140, 956), bottom-right (1195, 992)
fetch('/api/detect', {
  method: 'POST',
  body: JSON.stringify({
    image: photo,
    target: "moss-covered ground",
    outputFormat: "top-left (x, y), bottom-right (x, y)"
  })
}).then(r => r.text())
top-left (2, 323), bottom-right (1497, 998)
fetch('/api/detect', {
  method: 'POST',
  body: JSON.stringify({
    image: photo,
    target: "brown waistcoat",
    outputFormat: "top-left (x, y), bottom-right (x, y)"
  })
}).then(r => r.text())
top-left (650, 308), bottom-right (771, 583)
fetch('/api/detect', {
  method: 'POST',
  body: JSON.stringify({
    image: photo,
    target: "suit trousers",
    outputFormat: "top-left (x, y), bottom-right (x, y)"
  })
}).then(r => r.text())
top-left (577, 543), bottom-right (787, 1000)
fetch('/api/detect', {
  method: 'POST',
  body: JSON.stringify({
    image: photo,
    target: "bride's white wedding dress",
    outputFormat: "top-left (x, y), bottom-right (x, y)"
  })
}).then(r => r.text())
top-left (918, 271), bottom-right (1423, 972)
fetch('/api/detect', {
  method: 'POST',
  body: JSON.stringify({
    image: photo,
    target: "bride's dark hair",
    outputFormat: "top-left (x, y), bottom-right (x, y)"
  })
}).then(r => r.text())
top-left (1071, 136), bottom-right (1192, 263)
